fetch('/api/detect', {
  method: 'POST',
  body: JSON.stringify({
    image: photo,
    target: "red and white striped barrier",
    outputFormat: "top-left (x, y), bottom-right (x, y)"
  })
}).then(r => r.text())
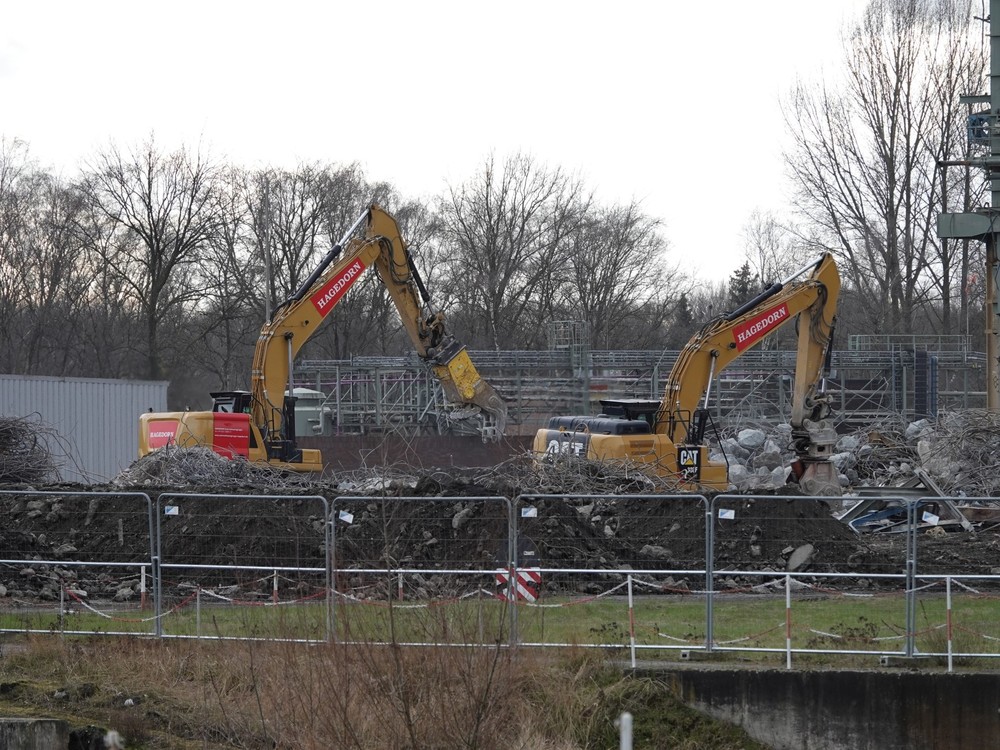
top-left (495, 567), bottom-right (542, 602)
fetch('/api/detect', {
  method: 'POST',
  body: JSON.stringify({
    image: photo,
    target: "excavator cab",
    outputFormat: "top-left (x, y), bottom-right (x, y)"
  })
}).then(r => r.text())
top-left (211, 391), bottom-right (253, 414)
top-left (598, 398), bottom-right (661, 427)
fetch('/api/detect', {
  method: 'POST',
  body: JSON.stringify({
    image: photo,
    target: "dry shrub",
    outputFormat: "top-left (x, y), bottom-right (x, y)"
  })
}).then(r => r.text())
top-left (0, 629), bottom-right (552, 747)
top-left (0, 633), bottom-right (765, 749)
top-left (254, 642), bottom-right (523, 749)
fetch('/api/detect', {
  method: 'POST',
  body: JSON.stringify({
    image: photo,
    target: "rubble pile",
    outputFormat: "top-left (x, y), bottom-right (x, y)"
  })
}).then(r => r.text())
top-left (911, 410), bottom-right (1000, 496)
top-left (711, 410), bottom-right (1000, 497)
top-left (1, 409), bottom-right (1000, 604)
top-left (0, 563), bottom-right (144, 604)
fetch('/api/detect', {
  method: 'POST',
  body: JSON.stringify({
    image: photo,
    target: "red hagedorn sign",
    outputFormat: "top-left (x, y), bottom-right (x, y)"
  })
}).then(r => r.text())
top-left (732, 302), bottom-right (790, 352)
top-left (147, 420), bottom-right (179, 449)
top-left (310, 258), bottom-right (367, 316)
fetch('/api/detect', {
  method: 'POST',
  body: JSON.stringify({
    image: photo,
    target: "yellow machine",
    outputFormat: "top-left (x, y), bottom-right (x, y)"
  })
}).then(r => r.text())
top-left (533, 253), bottom-right (841, 494)
top-left (139, 205), bottom-right (507, 471)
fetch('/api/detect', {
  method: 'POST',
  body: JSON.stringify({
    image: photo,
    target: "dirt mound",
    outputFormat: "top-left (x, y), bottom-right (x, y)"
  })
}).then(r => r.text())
top-left (2, 458), bottom-right (1000, 601)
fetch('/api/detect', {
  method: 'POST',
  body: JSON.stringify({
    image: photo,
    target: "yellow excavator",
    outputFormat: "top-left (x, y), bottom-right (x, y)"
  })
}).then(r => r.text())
top-left (139, 204), bottom-right (507, 471)
top-left (533, 253), bottom-right (841, 495)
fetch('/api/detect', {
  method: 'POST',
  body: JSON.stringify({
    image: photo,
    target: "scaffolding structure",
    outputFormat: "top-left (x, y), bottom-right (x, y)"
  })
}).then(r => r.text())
top-left (296, 339), bottom-right (986, 438)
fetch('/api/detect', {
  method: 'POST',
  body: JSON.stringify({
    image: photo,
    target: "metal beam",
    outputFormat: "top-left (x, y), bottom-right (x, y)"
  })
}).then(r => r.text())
top-left (937, 1), bottom-right (1000, 410)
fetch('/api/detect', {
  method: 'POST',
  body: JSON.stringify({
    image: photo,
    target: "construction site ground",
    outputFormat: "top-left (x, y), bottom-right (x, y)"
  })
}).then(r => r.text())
top-left (1, 472), bottom-right (998, 588)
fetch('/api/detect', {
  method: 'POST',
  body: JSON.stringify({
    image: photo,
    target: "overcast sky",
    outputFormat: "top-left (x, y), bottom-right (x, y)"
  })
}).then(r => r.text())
top-left (2, 1), bottom-right (868, 282)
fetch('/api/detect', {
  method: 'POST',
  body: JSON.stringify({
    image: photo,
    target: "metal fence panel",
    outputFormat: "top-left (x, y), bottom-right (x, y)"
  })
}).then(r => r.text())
top-left (0, 490), bottom-right (154, 635)
top-left (710, 494), bottom-right (911, 661)
top-left (911, 497), bottom-right (1000, 664)
top-left (330, 495), bottom-right (512, 646)
top-left (513, 493), bottom-right (709, 657)
top-left (4, 488), bottom-right (1000, 671)
top-left (155, 493), bottom-right (330, 642)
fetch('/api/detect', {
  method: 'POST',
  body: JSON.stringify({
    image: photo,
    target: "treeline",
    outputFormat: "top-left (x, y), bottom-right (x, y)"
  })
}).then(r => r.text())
top-left (0, 2), bottom-right (991, 408)
top-left (0, 142), bottom-right (695, 404)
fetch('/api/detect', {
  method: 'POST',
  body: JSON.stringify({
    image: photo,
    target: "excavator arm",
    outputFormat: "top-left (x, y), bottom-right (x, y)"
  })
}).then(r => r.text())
top-left (252, 204), bottom-right (507, 461)
top-left (659, 252), bottom-right (841, 492)
top-left (533, 253), bottom-right (841, 494)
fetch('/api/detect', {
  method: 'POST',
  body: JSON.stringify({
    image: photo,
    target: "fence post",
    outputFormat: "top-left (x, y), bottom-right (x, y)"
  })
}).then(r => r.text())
top-left (324, 497), bottom-right (332, 645)
top-left (58, 582), bottom-right (65, 638)
top-left (509, 497), bottom-right (519, 649)
top-left (272, 570), bottom-right (278, 604)
top-left (152, 555), bottom-right (162, 638)
top-left (477, 588), bottom-right (484, 644)
top-left (329, 502), bottom-right (338, 645)
top-left (705, 496), bottom-right (714, 652)
top-left (946, 576), bottom-right (953, 673)
top-left (616, 712), bottom-right (633, 750)
top-left (140, 566), bottom-right (147, 611)
top-left (196, 586), bottom-right (201, 641)
top-left (785, 574), bottom-right (792, 670)
top-left (627, 574), bottom-right (636, 669)
top-left (905, 501), bottom-right (917, 658)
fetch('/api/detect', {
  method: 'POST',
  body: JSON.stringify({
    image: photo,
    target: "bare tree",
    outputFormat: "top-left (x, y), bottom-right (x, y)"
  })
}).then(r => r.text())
top-left (438, 153), bottom-right (589, 349)
top-left (742, 210), bottom-right (811, 285)
top-left (12, 172), bottom-right (92, 374)
top-left (924, 2), bottom-right (988, 335)
top-left (0, 138), bottom-right (34, 371)
top-left (181, 166), bottom-right (261, 391)
top-left (560, 201), bottom-right (681, 349)
top-left (239, 164), bottom-right (334, 310)
top-left (0, 142), bottom-right (101, 374)
top-left (784, 0), bottom-right (984, 335)
top-left (79, 138), bottom-right (222, 380)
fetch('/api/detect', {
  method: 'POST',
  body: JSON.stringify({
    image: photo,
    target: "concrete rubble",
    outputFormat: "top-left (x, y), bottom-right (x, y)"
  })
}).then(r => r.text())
top-left (711, 409), bottom-right (1000, 498)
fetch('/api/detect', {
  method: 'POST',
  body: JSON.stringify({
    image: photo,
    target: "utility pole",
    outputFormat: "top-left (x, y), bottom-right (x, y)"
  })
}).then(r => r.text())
top-left (937, 0), bottom-right (1000, 411)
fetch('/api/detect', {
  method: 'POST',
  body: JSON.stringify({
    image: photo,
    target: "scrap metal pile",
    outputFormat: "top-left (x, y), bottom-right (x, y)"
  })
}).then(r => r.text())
top-left (113, 445), bottom-right (311, 490)
top-left (0, 416), bottom-right (56, 484)
top-left (910, 410), bottom-right (1000, 496)
top-left (97, 409), bottom-right (1000, 498)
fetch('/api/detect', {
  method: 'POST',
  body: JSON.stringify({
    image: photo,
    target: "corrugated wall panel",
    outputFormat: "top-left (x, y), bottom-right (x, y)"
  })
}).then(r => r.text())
top-left (0, 375), bottom-right (168, 484)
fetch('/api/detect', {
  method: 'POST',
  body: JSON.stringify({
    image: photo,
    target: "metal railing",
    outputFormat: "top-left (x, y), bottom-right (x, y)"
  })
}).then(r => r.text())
top-left (297, 348), bottom-right (988, 435)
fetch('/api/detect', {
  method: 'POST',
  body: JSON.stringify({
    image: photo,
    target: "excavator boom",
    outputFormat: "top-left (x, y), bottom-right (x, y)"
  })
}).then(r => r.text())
top-left (533, 253), bottom-right (841, 494)
top-left (251, 204), bottom-right (507, 459)
top-left (140, 204), bottom-right (507, 470)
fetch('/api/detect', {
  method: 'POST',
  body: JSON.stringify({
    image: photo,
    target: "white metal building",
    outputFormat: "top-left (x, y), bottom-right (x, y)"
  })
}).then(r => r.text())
top-left (0, 374), bottom-right (168, 484)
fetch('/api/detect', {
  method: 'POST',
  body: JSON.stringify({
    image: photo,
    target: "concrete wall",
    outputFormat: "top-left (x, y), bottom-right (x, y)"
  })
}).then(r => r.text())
top-left (0, 374), bottom-right (168, 483)
top-left (0, 718), bottom-right (69, 749)
top-left (299, 434), bottom-right (533, 473)
top-left (660, 668), bottom-right (1000, 750)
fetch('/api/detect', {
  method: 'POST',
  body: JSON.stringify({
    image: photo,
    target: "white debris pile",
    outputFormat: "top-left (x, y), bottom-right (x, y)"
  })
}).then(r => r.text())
top-left (708, 424), bottom-right (792, 491)
top-left (710, 422), bottom-right (892, 492)
top-left (113, 446), bottom-right (310, 489)
top-left (710, 410), bottom-right (1000, 496)
top-left (843, 413), bottom-right (1000, 495)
